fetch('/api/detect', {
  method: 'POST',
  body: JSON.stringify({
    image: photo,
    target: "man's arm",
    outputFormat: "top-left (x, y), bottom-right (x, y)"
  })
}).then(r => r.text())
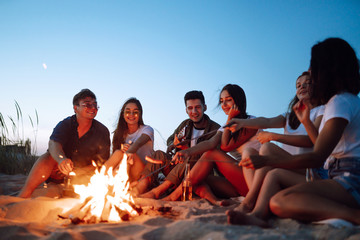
top-left (172, 131), bottom-right (222, 164)
top-left (166, 120), bottom-right (188, 152)
top-left (48, 140), bottom-right (74, 175)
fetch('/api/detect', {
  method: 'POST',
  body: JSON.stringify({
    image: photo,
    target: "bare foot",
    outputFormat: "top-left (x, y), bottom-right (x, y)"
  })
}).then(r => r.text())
top-left (139, 190), bottom-right (158, 199)
top-left (162, 186), bottom-right (181, 201)
top-left (219, 198), bottom-right (238, 207)
top-left (226, 210), bottom-right (270, 227)
top-left (161, 189), bottom-right (181, 201)
top-left (130, 187), bottom-right (140, 197)
top-left (234, 201), bottom-right (254, 213)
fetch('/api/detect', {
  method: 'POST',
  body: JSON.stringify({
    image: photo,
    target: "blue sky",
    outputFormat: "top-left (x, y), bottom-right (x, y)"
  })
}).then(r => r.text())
top-left (1, 1), bottom-right (360, 154)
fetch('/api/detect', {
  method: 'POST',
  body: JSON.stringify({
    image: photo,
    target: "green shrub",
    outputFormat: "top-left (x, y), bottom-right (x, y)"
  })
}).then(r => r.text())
top-left (0, 101), bottom-right (38, 175)
top-left (0, 146), bottom-right (37, 174)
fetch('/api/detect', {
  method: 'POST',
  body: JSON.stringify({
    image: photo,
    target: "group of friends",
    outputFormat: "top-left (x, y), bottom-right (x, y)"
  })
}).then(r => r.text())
top-left (17, 37), bottom-right (360, 227)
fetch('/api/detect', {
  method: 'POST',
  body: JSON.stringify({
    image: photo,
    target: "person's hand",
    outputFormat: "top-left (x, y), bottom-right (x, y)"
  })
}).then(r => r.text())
top-left (172, 149), bottom-right (190, 165)
top-left (121, 143), bottom-right (131, 152)
top-left (130, 180), bottom-right (138, 188)
top-left (257, 131), bottom-right (273, 144)
top-left (173, 133), bottom-right (188, 150)
top-left (293, 99), bottom-right (310, 124)
top-left (127, 153), bottom-right (134, 165)
top-left (227, 105), bottom-right (240, 123)
top-left (58, 157), bottom-right (74, 175)
top-left (239, 155), bottom-right (267, 169)
top-left (166, 144), bottom-right (175, 154)
top-left (225, 119), bottom-right (243, 133)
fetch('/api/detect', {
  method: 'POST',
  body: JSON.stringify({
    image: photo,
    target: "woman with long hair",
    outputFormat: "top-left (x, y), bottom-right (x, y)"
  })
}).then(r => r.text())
top-left (105, 97), bottom-right (154, 183)
top-left (229, 38), bottom-right (360, 226)
top-left (225, 71), bottom-right (325, 215)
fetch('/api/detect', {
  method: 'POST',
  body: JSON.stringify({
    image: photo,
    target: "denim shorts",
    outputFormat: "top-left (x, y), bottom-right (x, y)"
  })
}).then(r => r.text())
top-left (328, 157), bottom-right (360, 205)
top-left (312, 167), bottom-right (329, 180)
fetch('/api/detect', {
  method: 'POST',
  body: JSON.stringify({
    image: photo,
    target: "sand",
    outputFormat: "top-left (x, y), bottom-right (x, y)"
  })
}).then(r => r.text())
top-left (0, 173), bottom-right (360, 240)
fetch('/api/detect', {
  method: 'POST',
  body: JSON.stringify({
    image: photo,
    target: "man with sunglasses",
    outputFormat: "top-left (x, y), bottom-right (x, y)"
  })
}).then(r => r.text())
top-left (18, 89), bottom-right (110, 198)
top-left (132, 90), bottom-right (220, 198)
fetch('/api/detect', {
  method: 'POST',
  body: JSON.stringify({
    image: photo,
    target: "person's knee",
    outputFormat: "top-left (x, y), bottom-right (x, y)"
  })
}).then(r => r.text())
top-left (269, 190), bottom-right (290, 217)
top-left (242, 147), bottom-right (258, 159)
top-left (36, 151), bottom-right (57, 167)
top-left (259, 142), bottom-right (276, 155)
top-left (203, 148), bottom-right (221, 157)
top-left (265, 168), bottom-right (281, 182)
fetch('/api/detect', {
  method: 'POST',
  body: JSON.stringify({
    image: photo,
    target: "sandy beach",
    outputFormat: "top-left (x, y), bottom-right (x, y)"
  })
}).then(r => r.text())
top-left (0, 173), bottom-right (360, 240)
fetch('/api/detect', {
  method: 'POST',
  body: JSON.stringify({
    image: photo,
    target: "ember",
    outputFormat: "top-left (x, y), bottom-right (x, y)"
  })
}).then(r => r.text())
top-left (60, 153), bottom-right (141, 224)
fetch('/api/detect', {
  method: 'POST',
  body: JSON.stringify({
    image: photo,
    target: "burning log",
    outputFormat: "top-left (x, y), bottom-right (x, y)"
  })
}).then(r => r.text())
top-left (114, 205), bottom-right (130, 221)
top-left (58, 154), bottom-right (141, 224)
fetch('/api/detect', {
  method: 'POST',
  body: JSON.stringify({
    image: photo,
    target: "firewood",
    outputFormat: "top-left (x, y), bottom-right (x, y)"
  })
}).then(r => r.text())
top-left (114, 205), bottom-right (130, 221)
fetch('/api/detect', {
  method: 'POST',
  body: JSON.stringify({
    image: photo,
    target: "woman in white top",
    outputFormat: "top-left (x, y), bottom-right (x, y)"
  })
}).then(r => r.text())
top-left (227, 72), bottom-right (325, 216)
top-left (230, 38), bottom-right (360, 226)
top-left (105, 98), bottom-right (154, 183)
top-left (224, 72), bottom-right (325, 226)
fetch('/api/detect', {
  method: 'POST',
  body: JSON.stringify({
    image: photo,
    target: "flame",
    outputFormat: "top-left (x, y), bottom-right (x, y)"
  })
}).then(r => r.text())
top-left (72, 153), bottom-right (138, 222)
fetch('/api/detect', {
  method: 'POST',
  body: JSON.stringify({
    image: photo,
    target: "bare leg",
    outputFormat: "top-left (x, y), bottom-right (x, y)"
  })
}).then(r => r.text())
top-left (163, 149), bottom-right (244, 201)
top-left (208, 150), bottom-right (248, 196)
top-left (162, 183), bottom-right (182, 201)
top-left (18, 152), bottom-right (58, 198)
top-left (132, 150), bottom-right (173, 197)
top-left (104, 150), bottom-right (124, 171)
top-left (195, 176), bottom-right (239, 206)
top-left (162, 150), bottom-right (218, 201)
top-left (238, 147), bottom-right (263, 212)
top-left (128, 154), bottom-right (145, 183)
top-left (238, 144), bottom-right (290, 213)
top-left (270, 180), bottom-right (360, 225)
top-left (130, 176), bottom-right (150, 197)
top-left (205, 175), bottom-right (239, 198)
top-left (140, 180), bottom-right (174, 199)
top-left (228, 168), bottom-right (305, 226)
top-left (194, 183), bottom-right (220, 205)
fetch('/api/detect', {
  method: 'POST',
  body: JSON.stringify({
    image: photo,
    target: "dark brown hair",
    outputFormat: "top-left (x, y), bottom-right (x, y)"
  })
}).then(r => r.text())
top-left (72, 89), bottom-right (96, 105)
top-left (112, 98), bottom-right (144, 152)
top-left (310, 38), bottom-right (360, 105)
top-left (287, 71), bottom-right (311, 130)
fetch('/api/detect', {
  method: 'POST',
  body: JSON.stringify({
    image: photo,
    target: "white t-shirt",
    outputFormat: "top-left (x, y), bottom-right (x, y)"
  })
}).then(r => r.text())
top-left (191, 127), bottom-right (205, 147)
top-left (321, 93), bottom-right (360, 163)
top-left (125, 125), bottom-right (154, 164)
top-left (281, 105), bottom-right (324, 155)
top-left (219, 115), bottom-right (262, 161)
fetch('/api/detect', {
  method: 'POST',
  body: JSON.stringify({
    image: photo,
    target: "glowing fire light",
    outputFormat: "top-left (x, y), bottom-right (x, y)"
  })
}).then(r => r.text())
top-left (72, 153), bottom-right (138, 222)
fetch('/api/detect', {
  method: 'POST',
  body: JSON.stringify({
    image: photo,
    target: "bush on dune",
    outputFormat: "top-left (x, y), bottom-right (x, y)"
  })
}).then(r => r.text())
top-left (0, 101), bottom-right (38, 175)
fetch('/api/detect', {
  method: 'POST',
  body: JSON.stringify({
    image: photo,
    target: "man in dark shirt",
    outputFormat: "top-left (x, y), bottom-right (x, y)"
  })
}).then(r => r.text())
top-left (18, 89), bottom-right (110, 198)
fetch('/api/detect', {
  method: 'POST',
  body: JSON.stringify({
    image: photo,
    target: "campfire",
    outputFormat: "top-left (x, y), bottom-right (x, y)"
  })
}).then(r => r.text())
top-left (60, 154), bottom-right (142, 224)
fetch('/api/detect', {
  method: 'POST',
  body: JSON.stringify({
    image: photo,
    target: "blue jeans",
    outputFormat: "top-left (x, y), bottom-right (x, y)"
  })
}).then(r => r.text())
top-left (328, 157), bottom-right (360, 205)
top-left (312, 167), bottom-right (329, 180)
